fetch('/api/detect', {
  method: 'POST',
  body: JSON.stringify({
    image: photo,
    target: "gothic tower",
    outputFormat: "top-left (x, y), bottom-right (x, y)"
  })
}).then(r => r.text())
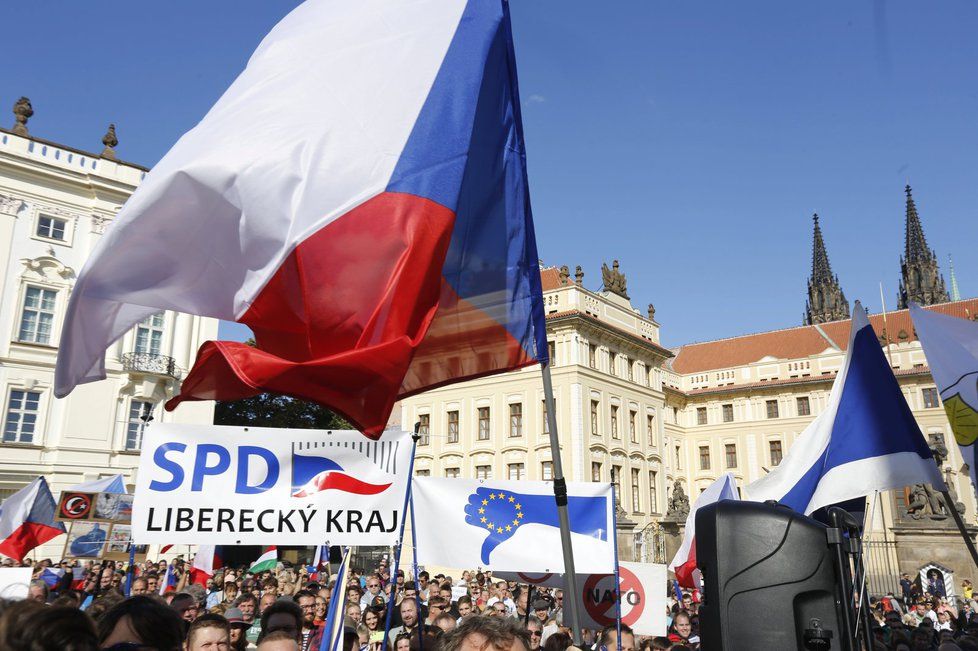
top-left (898, 185), bottom-right (949, 308)
top-left (804, 214), bottom-right (850, 325)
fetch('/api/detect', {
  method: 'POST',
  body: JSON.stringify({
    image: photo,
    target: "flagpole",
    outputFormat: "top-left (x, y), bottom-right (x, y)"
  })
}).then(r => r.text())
top-left (941, 489), bottom-right (978, 572)
top-left (408, 482), bottom-right (423, 651)
top-left (609, 473), bottom-right (623, 651)
top-left (382, 427), bottom-right (419, 651)
top-left (541, 362), bottom-right (584, 644)
top-left (125, 544), bottom-right (136, 597)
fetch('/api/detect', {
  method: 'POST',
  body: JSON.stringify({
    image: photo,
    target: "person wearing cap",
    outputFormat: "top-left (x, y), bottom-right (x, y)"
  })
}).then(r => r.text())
top-left (531, 600), bottom-right (549, 623)
top-left (225, 606), bottom-right (252, 651)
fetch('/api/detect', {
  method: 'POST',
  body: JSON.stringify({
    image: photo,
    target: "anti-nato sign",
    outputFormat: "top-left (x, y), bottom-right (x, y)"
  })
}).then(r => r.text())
top-left (132, 424), bottom-right (411, 545)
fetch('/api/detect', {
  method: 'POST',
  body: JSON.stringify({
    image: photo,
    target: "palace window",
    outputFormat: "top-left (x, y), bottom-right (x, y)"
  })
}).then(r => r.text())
top-left (769, 440), bottom-right (783, 466)
top-left (649, 471), bottom-right (658, 512)
top-left (415, 469), bottom-right (431, 477)
top-left (36, 215), bottom-right (67, 241)
top-left (699, 446), bottom-right (711, 470)
top-left (18, 287), bottom-right (57, 345)
top-left (541, 461), bottom-right (553, 480)
top-left (722, 403), bottom-right (734, 423)
top-left (447, 410), bottom-right (459, 443)
top-left (591, 462), bottom-right (602, 482)
top-left (696, 407), bottom-right (707, 425)
top-left (675, 444), bottom-right (682, 469)
top-left (625, 357), bottom-right (632, 381)
top-left (591, 400), bottom-right (600, 436)
top-left (922, 388), bottom-right (940, 409)
top-left (507, 463), bottom-right (526, 481)
top-left (134, 313), bottom-right (165, 355)
top-left (725, 443), bottom-right (738, 468)
top-left (610, 405), bottom-right (620, 439)
top-left (509, 403), bottom-right (523, 437)
top-left (475, 465), bottom-right (492, 480)
top-left (548, 341), bottom-right (556, 365)
top-left (478, 407), bottom-right (491, 440)
top-left (629, 410), bottom-right (638, 443)
top-left (631, 469), bottom-right (641, 512)
top-left (612, 465), bottom-right (622, 503)
top-left (589, 344), bottom-right (597, 369)
top-left (445, 467), bottom-right (460, 478)
top-left (418, 414), bottom-right (430, 446)
top-left (125, 400), bottom-right (153, 451)
top-left (797, 396), bottom-right (811, 416)
top-left (647, 413), bottom-right (656, 446)
top-left (766, 400), bottom-right (779, 419)
top-left (3, 389), bottom-right (40, 444)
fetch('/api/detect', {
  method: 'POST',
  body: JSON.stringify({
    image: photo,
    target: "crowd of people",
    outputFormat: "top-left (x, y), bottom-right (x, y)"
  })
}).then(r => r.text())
top-left (0, 553), bottom-right (975, 650)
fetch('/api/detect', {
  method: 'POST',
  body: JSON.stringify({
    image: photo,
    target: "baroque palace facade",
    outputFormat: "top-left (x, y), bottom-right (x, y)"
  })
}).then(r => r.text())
top-left (401, 189), bottom-right (978, 583)
top-left (0, 99), bottom-right (218, 557)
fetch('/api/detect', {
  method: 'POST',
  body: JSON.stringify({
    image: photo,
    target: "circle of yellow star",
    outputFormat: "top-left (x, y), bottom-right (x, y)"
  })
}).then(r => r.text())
top-left (489, 494), bottom-right (496, 500)
top-left (482, 499), bottom-right (488, 505)
top-left (508, 496), bottom-right (515, 503)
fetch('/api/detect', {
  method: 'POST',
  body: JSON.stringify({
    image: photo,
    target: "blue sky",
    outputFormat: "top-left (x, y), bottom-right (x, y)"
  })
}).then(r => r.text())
top-left (5, 1), bottom-right (976, 347)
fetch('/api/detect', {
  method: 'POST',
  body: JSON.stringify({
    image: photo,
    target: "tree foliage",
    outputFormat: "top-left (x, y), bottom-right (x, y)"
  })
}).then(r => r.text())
top-left (214, 393), bottom-right (351, 430)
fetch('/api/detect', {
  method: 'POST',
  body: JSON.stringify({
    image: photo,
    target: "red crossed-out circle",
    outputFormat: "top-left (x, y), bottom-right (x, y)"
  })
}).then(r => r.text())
top-left (517, 573), bottom-right (555, 585)
top-left (582, 567), bottom-right (645, 628)
top-left (60, 493), bottom-right (92, 519)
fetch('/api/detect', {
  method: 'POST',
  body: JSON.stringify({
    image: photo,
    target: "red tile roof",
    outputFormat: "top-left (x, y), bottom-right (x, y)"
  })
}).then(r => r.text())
top-left (671, 298), bottom-right (978, 374)
top-left (540, 266), bottom-right (569, 291)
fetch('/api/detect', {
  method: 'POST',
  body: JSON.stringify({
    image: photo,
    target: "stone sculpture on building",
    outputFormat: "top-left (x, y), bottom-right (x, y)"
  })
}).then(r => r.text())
top-left (12, 97), bottom-right (33, 136)
top-left (601, 259), bottom-right (628, 299)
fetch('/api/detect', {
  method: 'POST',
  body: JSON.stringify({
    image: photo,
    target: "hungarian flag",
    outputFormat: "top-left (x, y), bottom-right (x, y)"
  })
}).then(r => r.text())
top-left (249, 546), bottom-right (277, 574)
top-left (53, 0), bottom-right (547, 438)
top-left (0, 477), bottom-right (65, 562)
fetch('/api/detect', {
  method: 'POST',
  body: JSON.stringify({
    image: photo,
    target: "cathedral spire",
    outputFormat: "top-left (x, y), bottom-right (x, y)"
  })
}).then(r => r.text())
top-left (898, 185), bottom-right (949, 308)
top-left (949, 255), bottom-right (961, 302)
top-left (804, 213), bottom-right (849, 325)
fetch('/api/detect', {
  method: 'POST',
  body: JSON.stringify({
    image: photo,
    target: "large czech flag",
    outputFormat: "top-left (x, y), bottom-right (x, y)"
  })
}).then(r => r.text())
top-left (54, 0), bottom-right (548, 437)
top-left (0, 477), bottom-right (65, 562)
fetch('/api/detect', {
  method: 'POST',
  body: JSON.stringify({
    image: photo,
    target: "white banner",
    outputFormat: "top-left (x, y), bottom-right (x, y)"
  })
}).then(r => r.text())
top-left (496, 562), bottom-right (667, 636)
top-left (412, 478), bottom-right (614, 574)
top-left (133, 424), bottom-right (411, 545)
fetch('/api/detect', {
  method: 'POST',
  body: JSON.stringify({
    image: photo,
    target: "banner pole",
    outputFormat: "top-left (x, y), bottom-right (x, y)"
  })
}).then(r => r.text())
top-left (541, 361), bottom-right (584, 644)
top-left (125, 543), bottom-right (136, 597)
top-left (382, 428), bottom-right (419, 651)
top-left (941, 489), bottom-right (978, 571)
top-left (610, 471), bottom-right (623, 651)
top-left (409, 479), bottom-right (423, 651)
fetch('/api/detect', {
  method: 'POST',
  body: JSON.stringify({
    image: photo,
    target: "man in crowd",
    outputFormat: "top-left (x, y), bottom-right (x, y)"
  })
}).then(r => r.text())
top-left (171, 592), bottom-right (200, 623)
top-left (346, 602), bottom-right (362, 625)
top-left (426, 596), bottom-right (449, 626)
top-left (259, 599), bottom-right (304, 645)
top-left (186, 614), bottom-right (231, 651)
top-left (361, 574), bottom-right (384, 608)
top-left (525, 616), bottom-right (543, 651)
top-left (235, 593), bottom-right (261, 644)
top-left (599, 623), bottom-right (635, 651)
top-left (295, 589), bottom-right (323, 651)
top-left (130, 576), bottom-right (149, 596)
top-left (440, 614), bottom-right (530, 651)
top-left (531, 600), bottom-right (549, 625)
top-left (487, 581), bottom-right (516, 615)
top-left (226, 607), bottom-right (252, 650)
top-left (27, 580), bottom-right (48, 603)
top-left (389, 597), bottom-right (420, 643)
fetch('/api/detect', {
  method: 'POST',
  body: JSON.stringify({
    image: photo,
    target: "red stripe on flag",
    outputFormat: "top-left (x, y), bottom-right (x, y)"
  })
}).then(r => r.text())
top-left (673, 539), bottom-right (698, 588)
top-left (0, 522), bottom-right (64, 562)
top-left (165, 192), bottom-right (455, 438)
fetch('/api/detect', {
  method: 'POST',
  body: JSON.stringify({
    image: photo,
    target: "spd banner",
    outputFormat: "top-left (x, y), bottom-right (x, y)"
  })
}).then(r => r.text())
top-left (132, 424), bottom-right (411, 545)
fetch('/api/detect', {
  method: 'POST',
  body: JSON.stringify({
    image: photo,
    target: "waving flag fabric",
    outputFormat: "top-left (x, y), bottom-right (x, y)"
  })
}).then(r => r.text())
top-left (190, 545), bottom-right (223, 586)
top-left (747, 301), bottom-right (944, 514)
top-left (66, 474), bottom-right (127, 495)
top-left (320, 547), bottom-right (351, 651)
top-left (249, 546), bottom-right (278, 574)
top-left (412, 478), bottom-right (614, 573)
top-left (669, 473), bottom-right (738, 588)
top-left (910, 303), bottom-right (978, 495)
top-left (53, 0), bottom-right (547, 438)
top-left (0, 477), bottom-right (65, 562)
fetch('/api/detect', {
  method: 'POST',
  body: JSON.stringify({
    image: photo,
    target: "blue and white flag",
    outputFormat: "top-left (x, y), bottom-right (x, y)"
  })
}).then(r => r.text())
top-left (320, 547), bottom-right (351, 651)
top-left (412, 478), bottom-right (614, 573)
top-left (747, 301), bottom-right (944, 514)
top-left (910, 303), bottom-right (978, 495)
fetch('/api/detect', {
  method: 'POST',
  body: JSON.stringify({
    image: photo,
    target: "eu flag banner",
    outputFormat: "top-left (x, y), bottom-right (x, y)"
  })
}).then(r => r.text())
top-left (412, 478), bottom-right (614, 573)
top-left (910, 303), bottom-right (978, 495)
top-left (747, 301), bottom-right (944, 514)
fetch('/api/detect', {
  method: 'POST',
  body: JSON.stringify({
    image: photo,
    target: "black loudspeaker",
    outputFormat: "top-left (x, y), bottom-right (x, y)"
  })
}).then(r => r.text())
top-left (695, 500), bottom-right (853, 650)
